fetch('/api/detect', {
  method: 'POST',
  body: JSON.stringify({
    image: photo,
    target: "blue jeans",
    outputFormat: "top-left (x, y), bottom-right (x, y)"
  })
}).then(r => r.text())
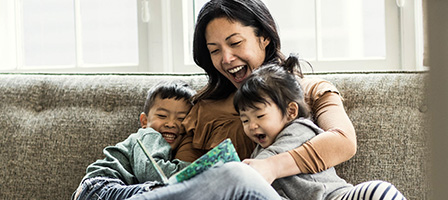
top-left (128, 162), bottom-right (281, 200)
top-left (75, 162), bottom-right (281, 200)
top-left (73, 177), bottom-right (163, 200)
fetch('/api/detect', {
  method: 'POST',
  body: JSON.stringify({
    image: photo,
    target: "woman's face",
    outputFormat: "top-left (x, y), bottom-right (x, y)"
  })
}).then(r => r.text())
top-left (205, 17), bottom-right (270, 88)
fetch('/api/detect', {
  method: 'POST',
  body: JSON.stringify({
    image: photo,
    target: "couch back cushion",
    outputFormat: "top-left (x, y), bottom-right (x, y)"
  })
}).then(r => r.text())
top-left (0, 74), bottom-right (207, 199)
top-left (316, 72), bottom-right (430, 200)
top-left (0, 72), bottom-right (429, 199)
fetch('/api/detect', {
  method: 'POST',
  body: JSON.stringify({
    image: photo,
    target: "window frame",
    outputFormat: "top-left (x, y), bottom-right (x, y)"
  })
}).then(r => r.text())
top-left (174, 0), bottom-right (424, 73)
top-left (0, 0), bottom-right (424, 73)
top-left (1, 0), bottom-right (149, 72)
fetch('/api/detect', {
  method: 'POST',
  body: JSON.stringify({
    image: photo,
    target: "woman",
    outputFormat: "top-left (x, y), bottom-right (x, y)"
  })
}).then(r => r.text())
top-left (172, 1), bottom-right (405, 199)
top-left (74, 0), bottom-right (356, 199)
top-left (175, 0), bottom-right (356, 184)
top-left (173, 1), bottom-right (406, 199)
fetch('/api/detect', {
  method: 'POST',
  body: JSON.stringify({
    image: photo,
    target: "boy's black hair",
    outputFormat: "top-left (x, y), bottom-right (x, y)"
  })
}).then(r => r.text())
top-left (143, 80), bottom-right (196, 115)
top-left (233, 63), bottom-right (311, 119)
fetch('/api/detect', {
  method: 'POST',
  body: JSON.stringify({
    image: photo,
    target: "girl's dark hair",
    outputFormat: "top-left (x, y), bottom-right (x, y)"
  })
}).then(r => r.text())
top-left (143, 80), bottom-right (196, 115)
top-left (233, 55), bottom-right (311, 119)
top-left (192, 0), bottom-right (289, 102)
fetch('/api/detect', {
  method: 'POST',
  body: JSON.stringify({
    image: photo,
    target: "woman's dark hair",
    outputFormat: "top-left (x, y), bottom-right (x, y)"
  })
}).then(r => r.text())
top-left (233, 55), bottom-right (311, 119)
top-left (192, 0), bottom-right (288, 102)
top-left (143, 80), bottom-right (196, 115)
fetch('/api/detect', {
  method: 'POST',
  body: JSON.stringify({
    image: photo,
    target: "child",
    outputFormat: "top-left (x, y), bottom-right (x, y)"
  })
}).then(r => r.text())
top-left (233, 59), bottom-right (406, 200)
top-left (73, 80), bottom-right (196, 200)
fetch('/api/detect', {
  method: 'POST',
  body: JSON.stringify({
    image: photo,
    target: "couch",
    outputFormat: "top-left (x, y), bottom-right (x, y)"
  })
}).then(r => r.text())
top-left (0, 71), bottom-right (430, 199)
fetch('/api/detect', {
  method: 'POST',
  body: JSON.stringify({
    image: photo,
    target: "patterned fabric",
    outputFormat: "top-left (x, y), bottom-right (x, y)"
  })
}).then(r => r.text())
top-left (338, 180), bottom-right (406, 200)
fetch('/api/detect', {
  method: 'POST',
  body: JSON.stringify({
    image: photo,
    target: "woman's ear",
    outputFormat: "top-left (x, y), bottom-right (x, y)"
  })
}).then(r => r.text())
top-left (260, 36), bottom-right (270, 49)
top-left (140, 112), bottom-right (148, 128)
top-left (287, 102), bottom-right (299, 121)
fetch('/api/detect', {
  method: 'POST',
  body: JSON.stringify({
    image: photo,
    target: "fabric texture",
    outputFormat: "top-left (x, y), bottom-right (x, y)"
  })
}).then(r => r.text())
top-left (0, 72), bottom-right (429, 200)
top-left (177, 92), bottom-right (257, 161)
top-left (252, 118), bottom-right (352, 200)
top-left (126, 162), bottom-right (282, 200)
top-left (82, 128), bottom-right (189, 184)
top-left (73, 177), bottom-right (162, 200)
top-left (176, 76), bottom-right (353, 166)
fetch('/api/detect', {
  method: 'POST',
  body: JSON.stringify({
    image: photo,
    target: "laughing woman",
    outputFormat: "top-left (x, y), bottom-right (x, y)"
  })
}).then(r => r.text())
top-left (175, 0), bottom-right (356, 183)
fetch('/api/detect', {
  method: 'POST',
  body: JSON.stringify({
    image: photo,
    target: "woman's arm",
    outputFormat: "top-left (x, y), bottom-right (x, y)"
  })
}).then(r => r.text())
top-left (289, 92), bottom-right (356, 174)
top-left (244, 80), bottom-right (356, 183)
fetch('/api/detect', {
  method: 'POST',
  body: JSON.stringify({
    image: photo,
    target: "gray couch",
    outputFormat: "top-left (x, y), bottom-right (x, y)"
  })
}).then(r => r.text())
top-left (0, 71), bottom-right (430, 199)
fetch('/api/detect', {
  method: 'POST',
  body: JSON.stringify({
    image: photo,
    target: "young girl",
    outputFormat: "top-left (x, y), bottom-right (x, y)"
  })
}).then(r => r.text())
top-left (233, 57), bottom-right (406, 200)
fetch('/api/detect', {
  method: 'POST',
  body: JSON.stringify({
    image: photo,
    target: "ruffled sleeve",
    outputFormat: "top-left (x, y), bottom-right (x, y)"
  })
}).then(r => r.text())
top-left (175, 93), bottom-right (256, 162)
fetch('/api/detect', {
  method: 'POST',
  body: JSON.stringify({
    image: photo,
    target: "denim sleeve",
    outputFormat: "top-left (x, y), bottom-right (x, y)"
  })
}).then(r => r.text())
top-left (73, 177), bottom-right (165, 200)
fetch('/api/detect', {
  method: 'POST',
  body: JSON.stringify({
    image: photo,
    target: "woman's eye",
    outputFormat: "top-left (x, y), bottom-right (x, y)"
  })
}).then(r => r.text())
top-left (210, 49), bottom-right (219, 54)
top-left (241, 119), bottom-right (249, 124)
top-left (177, 117), bottom-right (185, 121)
top-left (231, 41), bottom-right (242, 46)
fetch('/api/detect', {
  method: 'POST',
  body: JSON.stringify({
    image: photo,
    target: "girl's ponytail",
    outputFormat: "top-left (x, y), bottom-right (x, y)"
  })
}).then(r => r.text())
top-left (283, 54), bottom-right (302, 78)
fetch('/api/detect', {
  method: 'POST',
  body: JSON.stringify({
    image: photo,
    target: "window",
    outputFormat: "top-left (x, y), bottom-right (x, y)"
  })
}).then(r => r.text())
top-left (0, 0), bottom-right (423, 73)
top-left (185, 0), bottom-right (424, 72)
top-left (1, 0), bottom-right (145, 72)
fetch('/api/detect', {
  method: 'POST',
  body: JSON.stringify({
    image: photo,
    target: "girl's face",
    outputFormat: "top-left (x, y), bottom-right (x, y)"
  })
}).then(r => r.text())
top-left (205, 17), bottom-right (270, 88)
top-left (239, 98), bottom-right (290, 148)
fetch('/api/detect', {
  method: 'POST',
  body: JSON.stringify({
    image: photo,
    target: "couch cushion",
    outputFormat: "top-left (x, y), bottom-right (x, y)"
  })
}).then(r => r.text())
top-left (315, 72), bottom-right (430, 200)
top-left (0, 72), bottom-right (429, 200)
top-left (0, 74), bottom-right (207, 199)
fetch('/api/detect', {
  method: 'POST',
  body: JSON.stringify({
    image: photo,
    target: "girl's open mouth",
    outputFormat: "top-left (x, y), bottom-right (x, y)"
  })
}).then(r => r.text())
top-left (255, 134), bottom-right (266, 143)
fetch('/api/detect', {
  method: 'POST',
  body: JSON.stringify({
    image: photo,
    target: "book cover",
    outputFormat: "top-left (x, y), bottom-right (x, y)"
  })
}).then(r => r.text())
top-left (168, 138), bottom-right (241, 184)
top-left (137, 138), bottom-right (240, 185)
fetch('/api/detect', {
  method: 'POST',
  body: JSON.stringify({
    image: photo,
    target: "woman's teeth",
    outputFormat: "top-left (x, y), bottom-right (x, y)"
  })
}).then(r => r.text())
top-left (228, 66), bottom-right (245, 74)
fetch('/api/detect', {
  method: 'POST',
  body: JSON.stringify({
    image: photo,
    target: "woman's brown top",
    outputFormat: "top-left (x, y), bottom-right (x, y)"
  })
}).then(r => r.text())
top-left (175, 77), bottom-right (356, 174)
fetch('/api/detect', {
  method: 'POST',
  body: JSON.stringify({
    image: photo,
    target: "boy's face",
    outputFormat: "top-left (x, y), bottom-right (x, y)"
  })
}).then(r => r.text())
top-left (140, 97), bottom-right (192, 149)
top-left (239, 98), bottom-right (290, 148)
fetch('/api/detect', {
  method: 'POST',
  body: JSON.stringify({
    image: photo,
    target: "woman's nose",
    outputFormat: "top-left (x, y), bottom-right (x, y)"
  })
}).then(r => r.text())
top-left (221, 48), bottom-right (235, 64)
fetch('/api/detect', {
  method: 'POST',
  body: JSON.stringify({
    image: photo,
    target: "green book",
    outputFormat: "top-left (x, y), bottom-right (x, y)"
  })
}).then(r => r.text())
top-left (136, 138), bottom-right (240, 185)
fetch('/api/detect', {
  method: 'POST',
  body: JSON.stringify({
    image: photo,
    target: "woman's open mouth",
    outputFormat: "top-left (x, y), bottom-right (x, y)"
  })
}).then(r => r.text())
top-left (227, 65), bottom-right (248, 82)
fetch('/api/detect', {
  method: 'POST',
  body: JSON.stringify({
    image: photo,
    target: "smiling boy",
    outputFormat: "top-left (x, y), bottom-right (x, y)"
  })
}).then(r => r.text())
top-left (73, 80), bottom-right (196, 200)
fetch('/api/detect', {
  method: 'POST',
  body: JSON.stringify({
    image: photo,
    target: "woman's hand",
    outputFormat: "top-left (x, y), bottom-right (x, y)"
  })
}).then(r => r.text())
top-left (242, 158), bottom-right (277, 184)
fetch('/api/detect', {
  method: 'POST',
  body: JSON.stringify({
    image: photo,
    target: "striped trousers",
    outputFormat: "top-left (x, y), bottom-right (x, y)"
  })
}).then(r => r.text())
top-left (337, 180), bottom-right (406, 200)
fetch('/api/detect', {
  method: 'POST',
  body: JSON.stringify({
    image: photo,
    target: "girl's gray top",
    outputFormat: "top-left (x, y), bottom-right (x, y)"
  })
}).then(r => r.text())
top-left (251, 118), bottom-right (353, 200)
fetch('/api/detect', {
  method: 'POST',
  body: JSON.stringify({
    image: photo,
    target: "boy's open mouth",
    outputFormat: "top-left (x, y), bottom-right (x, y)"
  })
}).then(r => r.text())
top-left (228, 65), bottom-right (248, 81)
top-left (162, 132), bottom-right (177, 143)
